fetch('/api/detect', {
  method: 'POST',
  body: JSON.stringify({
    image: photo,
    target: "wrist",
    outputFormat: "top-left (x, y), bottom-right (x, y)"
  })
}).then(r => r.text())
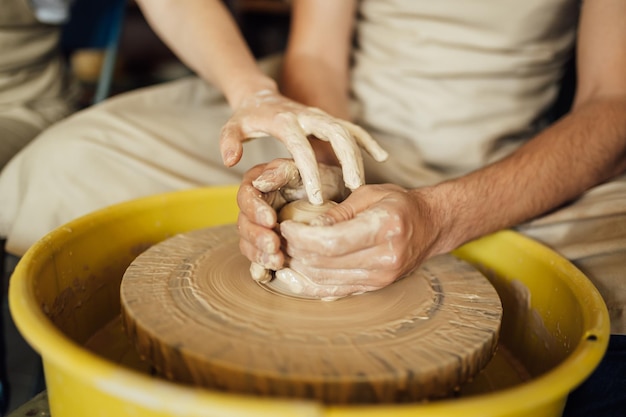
top-left (410, 182), bottom-right (469, 256)
top-left (224, 75), bottom-right (279, 109)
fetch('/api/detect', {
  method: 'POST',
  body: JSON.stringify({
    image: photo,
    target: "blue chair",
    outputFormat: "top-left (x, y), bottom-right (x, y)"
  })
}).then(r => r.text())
top-left (60, 0), bottom-right (127, 104)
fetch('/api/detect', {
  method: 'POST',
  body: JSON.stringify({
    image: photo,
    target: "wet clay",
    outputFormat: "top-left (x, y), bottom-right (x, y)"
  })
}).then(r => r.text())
top-left (271, 199), bottom-right (339, 298)
top-left (277, 199), bottom-right (337, 223)
top-left (120, 225), bottom-right (503, 404)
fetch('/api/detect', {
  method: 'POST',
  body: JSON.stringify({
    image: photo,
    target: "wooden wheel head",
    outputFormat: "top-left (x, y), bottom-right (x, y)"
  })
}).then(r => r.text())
top-left (121, 225), bottom-right (502, 404)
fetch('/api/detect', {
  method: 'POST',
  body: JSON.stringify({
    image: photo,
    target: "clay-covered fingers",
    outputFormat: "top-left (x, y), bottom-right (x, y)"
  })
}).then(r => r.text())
top-left (237, 165), bottom-right (278, 228)
top-left (249, 262), bottom-right (272, 283)
top-left (226, 110), bottom-right (324, 204)
top-left (298, 110), bottom-right (388, 190)
top-left (219, 108), bottom-right (324, 204)
top-left (237, 207), bottom-right (283, 283)
top-left (236, 191), bottom-right (284, 280)
top-left (338, 119), bottom-right (389, 162)
top-left (274, 267), bottom-right (380, 300)
top-left (276, 184), bottom-right (436, 296)
top-left (251, 158), bottom-right (308, 203)
top-left (253, 159), bottom-right (346, 204)
top-left (280, 207), bottom-right (400, 258)
top-left (237, 164), bottom-right (284, 282)
top-left (219, 122), bottom-right (245, 168)
top-left (284, 242), bottom-right (405, 273)
top-left (298, 113), bottom-right (363, 190)
top-left (237, 212), bottom-right (282, 265)
top-left (221, 88), bottom-right (387, 204)
top-left (271, 113), bottom-right (324, 204)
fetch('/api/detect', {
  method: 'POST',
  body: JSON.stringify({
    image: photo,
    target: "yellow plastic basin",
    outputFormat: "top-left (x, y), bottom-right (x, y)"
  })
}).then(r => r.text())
top-left (9, 185), bottom-right (610, 417)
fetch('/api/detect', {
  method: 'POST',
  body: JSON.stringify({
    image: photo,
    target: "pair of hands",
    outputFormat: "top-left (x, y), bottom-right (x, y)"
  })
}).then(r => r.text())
top-left (220, 90), bottom-right (441, 299)
top-left (220, 89), bottom-right (388, 203)
top-left (237, 160), bottom-right (442, 299)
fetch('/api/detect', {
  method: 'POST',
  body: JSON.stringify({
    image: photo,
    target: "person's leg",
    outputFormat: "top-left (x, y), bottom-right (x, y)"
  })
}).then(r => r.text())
top-left (517, 175), bottom-right (626, 416)
top-left (0, 74), bottom-right (290, 257)
top-left (0, 117), bottom-right (40, 169)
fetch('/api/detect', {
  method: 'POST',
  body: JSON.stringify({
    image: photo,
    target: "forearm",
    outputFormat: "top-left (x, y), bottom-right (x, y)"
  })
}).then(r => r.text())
top-left (282, 0), bottom-right (354, 117)
top-left (281, 54), bottom-right (351, 166)
top-left (424, 97), bottom-right (626, 255)
top-left (135, 0), bottom-right (276, 107)
top-left (281, 52), bottom-right (351, 120)
top-left (281, 0), bottom-right (356, 164)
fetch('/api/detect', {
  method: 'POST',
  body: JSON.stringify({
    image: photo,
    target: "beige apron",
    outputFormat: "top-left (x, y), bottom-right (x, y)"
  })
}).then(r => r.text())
top-left (0, 0), bottom-right (78, 168)
top-left (0, 0), bottom-right (624, 332)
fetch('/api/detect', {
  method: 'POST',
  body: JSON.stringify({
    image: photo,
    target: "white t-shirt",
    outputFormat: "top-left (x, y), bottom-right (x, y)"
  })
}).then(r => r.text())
top-left (352, 0), bottom-right (579, 174)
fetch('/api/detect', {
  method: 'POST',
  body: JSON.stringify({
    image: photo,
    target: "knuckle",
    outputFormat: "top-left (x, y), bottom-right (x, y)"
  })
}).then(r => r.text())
top-left (274, 112), bottom-right (297, 124)
top-left (320, 238), bottom-right (341, 256)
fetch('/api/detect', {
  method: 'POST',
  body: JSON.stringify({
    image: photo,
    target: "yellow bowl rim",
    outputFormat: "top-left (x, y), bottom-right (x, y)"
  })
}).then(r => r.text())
top-left (8, 186), bottom-right (610, 416)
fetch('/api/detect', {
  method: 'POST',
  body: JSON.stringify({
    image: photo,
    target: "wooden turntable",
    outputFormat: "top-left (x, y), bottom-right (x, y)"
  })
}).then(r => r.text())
top-left (120, 223), bottom-right (502, 404)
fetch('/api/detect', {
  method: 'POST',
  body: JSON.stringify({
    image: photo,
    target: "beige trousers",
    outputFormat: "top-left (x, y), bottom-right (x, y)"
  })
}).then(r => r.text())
top-left (1, 66), bottom-right (624, 333)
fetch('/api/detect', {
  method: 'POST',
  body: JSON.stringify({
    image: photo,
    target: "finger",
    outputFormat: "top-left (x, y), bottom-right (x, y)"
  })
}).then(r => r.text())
top-left (274, 267), bottom-right (376, 299)
top-left (219, 122), bottom-right (245, 167)
top-left (274, 113), bottom-right (324, 205)
top-left (237, 180), bottom-right (277, 228)
top-left (249, 160), bottom-right (304, 209)
top-left (239, 238), bottom-right (284, 271)
top-left (309, 186), bottom-right (384, 226)
top-left (251, 159), bottom-right (301, 193)
top-left (287, 259), bottom-right (391, 289)
top-left (281, 207), bottom-right (397, 257)
top-left (338, 120), bottom-right (389, 162)
top-left (249, 262), bottom-right (272, 283)
top-left (285, 242), bottom-right (398, 271)
top-left (299, 114), bottom-right (364, 191)
top-left (237, 212), bottom-right (280, 254)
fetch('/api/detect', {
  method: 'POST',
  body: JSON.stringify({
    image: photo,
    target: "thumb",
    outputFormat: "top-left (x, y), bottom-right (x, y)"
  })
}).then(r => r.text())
top-left (219, 123), bottom-right (244, 167)
top-left (251, 159), bottom-right (301, 192)
top-left (309, 188), bottom-right (371, 226)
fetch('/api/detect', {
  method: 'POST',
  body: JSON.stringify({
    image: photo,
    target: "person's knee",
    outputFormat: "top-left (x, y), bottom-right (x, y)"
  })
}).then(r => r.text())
top-left (14, 125), bottom-right (81, 178)
top-left (0, 117), bottom-right (42, 169)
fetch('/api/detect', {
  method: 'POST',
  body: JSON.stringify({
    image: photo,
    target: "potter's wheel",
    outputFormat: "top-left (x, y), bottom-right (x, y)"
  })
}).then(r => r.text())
top-left (120, 224), bottom-right (502, 404)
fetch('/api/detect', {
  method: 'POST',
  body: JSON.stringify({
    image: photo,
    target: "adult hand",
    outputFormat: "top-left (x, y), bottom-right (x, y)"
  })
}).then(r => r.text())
top-left (237, 158), bottom-right (346, 282)
top-left (276, 184), bottom-right (446, 299)
top-left (221, 89), bottom-right (388, 205)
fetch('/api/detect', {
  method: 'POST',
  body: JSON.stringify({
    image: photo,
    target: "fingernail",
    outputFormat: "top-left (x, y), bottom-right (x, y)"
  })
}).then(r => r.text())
top-left (345, 177), bottom-right (363, 191)
top-left (252, 169), bottom-right (278, 191)
top-left (223, 150), bottom-right (235, 166)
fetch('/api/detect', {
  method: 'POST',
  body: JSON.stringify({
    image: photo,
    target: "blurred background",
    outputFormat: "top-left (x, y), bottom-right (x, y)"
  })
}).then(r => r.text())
top-left (65, 0), bottom-right (291, 107)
